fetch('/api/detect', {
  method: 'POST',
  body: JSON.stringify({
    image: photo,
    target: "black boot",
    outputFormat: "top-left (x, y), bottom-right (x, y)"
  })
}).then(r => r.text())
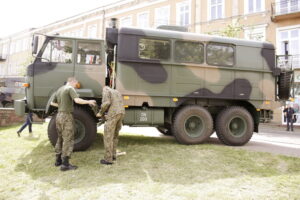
top-left (100, 159), bottom-right (113, 165)
top-left (60, 156), bottom-right (78, 171)
top-left (55, 154), bottom-right (62, 166)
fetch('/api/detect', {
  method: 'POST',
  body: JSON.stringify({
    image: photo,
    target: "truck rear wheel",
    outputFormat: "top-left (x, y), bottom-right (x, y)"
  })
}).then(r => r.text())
top-left (172, 105), bottom-right (213, 144)
top-left (48, 107), bottom-right (97, 151)
top-left (216, 106), bottom-right (253, 146)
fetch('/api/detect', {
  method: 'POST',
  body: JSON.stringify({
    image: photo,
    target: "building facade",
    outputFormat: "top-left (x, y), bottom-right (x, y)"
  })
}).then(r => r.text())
top-left (0, 0), bottom-right (299, 121)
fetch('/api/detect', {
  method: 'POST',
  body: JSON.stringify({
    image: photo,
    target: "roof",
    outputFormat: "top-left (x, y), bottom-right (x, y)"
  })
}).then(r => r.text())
top-left (45, 34), bottom-right (104, 42)
top-left (119, 27), bottom-right (275, 49)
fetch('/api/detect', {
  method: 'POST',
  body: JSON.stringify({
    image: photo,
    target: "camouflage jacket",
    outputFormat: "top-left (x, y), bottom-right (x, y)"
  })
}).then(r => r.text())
top-left (99, 86), bottom-right (125, 119)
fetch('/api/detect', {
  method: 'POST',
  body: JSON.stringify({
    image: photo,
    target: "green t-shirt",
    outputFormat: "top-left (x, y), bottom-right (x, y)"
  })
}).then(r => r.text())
top-left (53, 85), bottom-right (79, 113)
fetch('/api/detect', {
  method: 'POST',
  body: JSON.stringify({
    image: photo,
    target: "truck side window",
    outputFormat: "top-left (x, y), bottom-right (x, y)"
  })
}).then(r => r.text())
top-left (42, 39), bottom-right (73, 63)
top-left (207, 43), bottom-right (235, 66)
top-left (175, 41), bottom-right (204, 64)
top-left (139, 38), bottom-right (170, 60)
top-left (77, 42), bottom-right (101, 65)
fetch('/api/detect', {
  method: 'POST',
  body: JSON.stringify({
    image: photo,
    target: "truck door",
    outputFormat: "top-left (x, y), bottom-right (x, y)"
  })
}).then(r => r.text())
top-left (74, 40), bottom-right (105, 98)
top-left (33, 38), bottom-right (75, 108)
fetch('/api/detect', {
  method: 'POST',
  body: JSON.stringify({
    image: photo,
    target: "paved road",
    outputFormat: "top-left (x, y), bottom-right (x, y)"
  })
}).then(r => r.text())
top-left (115, 123), bottom-right (300, 158)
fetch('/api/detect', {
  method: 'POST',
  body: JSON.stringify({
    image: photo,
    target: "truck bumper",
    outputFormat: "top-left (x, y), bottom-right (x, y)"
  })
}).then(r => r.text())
top-left (14, 99), bottom-right (26, 116)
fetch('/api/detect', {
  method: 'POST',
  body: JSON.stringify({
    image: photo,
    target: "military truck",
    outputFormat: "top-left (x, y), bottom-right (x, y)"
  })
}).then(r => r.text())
top-left (0, 77), bottom-right (25, 108)
top-left (14, 21), bottom-right (294, 150)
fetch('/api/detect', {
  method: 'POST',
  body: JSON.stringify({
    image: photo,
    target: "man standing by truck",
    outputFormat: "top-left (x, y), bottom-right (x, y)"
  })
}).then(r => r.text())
top-left (51, 77), bottom-right (96, 171)
top-left (97, 86), bottom-right (125, 165)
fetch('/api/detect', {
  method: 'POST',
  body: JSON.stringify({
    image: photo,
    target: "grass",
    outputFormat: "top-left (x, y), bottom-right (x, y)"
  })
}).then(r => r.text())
top-left (0, 124), bottom-right (300, 200)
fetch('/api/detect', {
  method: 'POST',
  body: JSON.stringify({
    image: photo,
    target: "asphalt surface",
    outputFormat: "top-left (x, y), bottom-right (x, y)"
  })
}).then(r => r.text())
top-left (117, 123), bottom-right (300, 158)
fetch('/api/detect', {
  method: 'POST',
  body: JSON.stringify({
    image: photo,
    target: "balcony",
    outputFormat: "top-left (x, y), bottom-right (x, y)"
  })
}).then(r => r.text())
top-left (277, 54), bottom-right (300, 70)
top-left (0, 54), bottom-right (7, 62)
top-left (272, 0), bottom-right (300, 22)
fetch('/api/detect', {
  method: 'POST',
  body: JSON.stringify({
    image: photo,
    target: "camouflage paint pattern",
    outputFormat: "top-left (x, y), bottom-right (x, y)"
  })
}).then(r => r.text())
top-left (115, 27), bottom-right (279, 112)
top-left (103, 113), bottom-right (124, 162)
top-left (98, 86), bottom-right (125, 119)
top-left (99, 86), bottom-right (125, 162)
top-left (55, 112), bottom-right (74, 157)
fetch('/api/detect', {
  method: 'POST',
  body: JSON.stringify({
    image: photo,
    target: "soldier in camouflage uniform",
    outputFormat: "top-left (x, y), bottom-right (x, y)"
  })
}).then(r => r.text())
top-left (51, 77), bottom-right (96, 171)
top-left (97, 86), bottom-right (125, 165)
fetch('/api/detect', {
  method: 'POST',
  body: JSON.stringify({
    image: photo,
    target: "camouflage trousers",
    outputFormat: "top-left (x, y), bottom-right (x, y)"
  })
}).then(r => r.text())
top-left (103, 113), bottom-right (124, 162)
top-left (55, 112), bottom-right (74, 158)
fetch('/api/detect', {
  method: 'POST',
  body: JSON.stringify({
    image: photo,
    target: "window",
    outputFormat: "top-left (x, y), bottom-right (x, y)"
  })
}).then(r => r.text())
top-left (177, 1), bottom-right (190, 26)
top-left (10, 42), bottom-right (16, 55)
top-left (88, 25), bottom-right (97, 38)
top-left (139, 38), bottom-right (170, 60)
top-left (137, 12), bottom-right (149, 28)
top-left (175, 41), bottom-right (204, 63)
top-left (41, 39), bottom-right (73, 63)
top-left (278, 28), bottom-right (300, 68)
top-left (22, 38), bottom-right (29, 51)
top-left (3, 44), bottom-right (8, 56)
top-left (155, 6), bottom-right (170, 27)
top-left (120, 16), bottom-right (132, 27)
top-left (209, 0), bottom-right (224, 20)
top-left (77, 42), bottom-right (101, 65)
top-left (277, 0), bottom-right (300, 15)
top-left (244, 25), bottom-right (267, 41)
top-left (207, 43), bottom-right (235, 66)
top-left (245, 0), bottom-right (265, 14)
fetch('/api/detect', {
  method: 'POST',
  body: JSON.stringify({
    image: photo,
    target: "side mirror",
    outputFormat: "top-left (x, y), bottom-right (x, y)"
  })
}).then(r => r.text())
top-left (32, 36), bottom-right (39, 55)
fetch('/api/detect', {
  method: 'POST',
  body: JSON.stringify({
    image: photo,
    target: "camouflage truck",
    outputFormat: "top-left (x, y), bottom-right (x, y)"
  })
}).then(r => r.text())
top-left (14, 21), bottom-right (295, 150)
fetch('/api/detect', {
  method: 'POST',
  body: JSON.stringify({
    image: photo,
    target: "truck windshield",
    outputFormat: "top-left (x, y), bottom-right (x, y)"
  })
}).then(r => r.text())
top-left (41, 39), bottom-right (73, 63)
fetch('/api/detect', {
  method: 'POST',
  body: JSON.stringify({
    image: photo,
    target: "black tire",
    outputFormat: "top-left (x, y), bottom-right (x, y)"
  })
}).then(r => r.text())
top-left (278, 71), bottom-right (292, 100)
top-left (216, 106), bottom-right (254, 146)
top-left (48, 107), bottom-right (97, 151)
top-left (172, 105), bottom-right (213, 144)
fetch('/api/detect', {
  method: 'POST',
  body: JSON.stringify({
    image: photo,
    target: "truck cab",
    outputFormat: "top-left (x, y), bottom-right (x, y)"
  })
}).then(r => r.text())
top-left (16, 35), bottom-right (105, 116)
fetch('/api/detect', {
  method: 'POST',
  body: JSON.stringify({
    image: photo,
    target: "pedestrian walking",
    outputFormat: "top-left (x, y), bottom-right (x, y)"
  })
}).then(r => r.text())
top-left (17, 112), bottom-right (33, 137)
top-left (97, 86), bottom-right (125, 165)
top-left (51, 77), bottom-right (96, 171)
top-left (283, 104), bottom-right (295, 132)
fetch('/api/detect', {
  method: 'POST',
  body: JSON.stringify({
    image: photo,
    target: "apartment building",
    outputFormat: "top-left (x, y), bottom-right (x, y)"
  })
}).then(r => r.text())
top-left (0, 0), bottom-right (299, 121)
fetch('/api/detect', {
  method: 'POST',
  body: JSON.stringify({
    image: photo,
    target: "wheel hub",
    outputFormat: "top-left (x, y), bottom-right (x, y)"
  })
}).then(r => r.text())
top-left (184, 116), bottom-right (204, 138)
top-left (228, 117), bottom-right (246, 137)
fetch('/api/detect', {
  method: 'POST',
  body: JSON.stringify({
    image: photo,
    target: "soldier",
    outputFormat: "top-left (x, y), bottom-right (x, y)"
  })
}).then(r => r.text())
top-left (51, 77), bottom-right (96, 171)
top-left (97, 86), bottom-right (125, 165)
top-left (283, 104), bottom-right (295, 132)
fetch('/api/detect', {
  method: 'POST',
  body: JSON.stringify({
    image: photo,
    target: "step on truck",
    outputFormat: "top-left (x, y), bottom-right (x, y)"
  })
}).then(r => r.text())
top-left (14, 19), bottom-right (296, 150)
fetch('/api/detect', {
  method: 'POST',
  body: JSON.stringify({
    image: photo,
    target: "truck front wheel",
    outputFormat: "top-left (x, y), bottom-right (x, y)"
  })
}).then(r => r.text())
top-left (48, 107), bottom-right (97, 151)
top-left (216, 106), bottom-right (254, 146)
top-left (172, 105), bottom-right (213, 144)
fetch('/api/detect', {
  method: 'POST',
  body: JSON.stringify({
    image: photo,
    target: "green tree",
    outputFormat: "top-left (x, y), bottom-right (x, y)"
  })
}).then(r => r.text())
top-left (207, 20), bottom-right (243, 38)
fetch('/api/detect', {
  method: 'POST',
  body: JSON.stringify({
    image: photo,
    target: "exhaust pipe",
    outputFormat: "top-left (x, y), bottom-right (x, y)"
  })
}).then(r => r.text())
top-left (110, 18), bottom-right (118, 29)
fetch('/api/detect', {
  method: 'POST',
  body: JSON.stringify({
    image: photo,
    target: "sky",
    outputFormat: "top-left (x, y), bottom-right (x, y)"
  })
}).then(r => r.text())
top-left (0, 0), bottom-right (120, 38)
